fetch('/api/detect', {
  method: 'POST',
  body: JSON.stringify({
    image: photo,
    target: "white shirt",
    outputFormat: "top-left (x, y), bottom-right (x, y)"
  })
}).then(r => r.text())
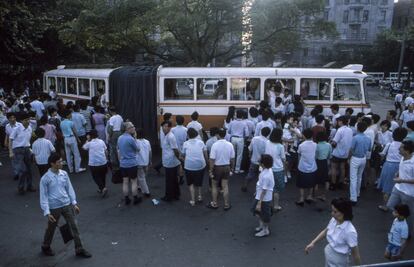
top-left (377, 130), bottom-right (393, 146)
top-left (404, 96), bottom-right (413, 107)
top-left (10, 124), bottom-right (32, 149)
top-left (390, 120), bottom-right (399, 132)
top-left (182, 138), bottom-right (207, 171)
top-left (326, 218), bottom-right (358, 255)
top-left (187, 120), bottom-right (203, 140)
top-left (298, 140), bottom-right (317, 173)
top-left (332, 126), bottom-right (353, 159)
top-left (255, 168), bottom-right (275, 201)
top-left (6, 122), bottom-right (22, 136)
top-left (108, 114), bottom-right (123, 131)
top-left (249, 135), bottom-right (268, 165)
top-left (381, 141), bottom-right (402, 163)
top-left (210, 139), bottom-right (235, 166)
top-left (136, 138), bottom-right (151, 166)
top-left (206, 136), bottom-right (218, 154)
top-left (228, 119), bottom-right (249, 138)
top-left (30, 100), bottom-right (45, 119)
top-left (32, 138), bottom-right (55, 165)
top-left (255, 120), bottom-right (274, 136)
top-left (332, 113), bottom-right (341, 127)
top-left (395, 94), bottom-right (403, 103)
top-left (395, 155), bottom-right (414, 197)
top-left (265, 141), bottom-right (285, 172)
top-left (171, 125), bottom-right (188, 152)
top-left (400, 110), bottom-right (414, 127)
top-left (161, 132), bottom-right (181, 168)
top-left (82, 138), bottom-right (107, 166)
top-left (282, 123), bottom-right (293, 140)
top-left (364, 127), bottom-right (376, 159)
top-left (244, 119), bottom-right (255, 138)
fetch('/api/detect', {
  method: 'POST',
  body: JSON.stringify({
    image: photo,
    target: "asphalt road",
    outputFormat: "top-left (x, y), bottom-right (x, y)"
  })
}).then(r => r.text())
top-left (0, 87), bottom-right (412, 267)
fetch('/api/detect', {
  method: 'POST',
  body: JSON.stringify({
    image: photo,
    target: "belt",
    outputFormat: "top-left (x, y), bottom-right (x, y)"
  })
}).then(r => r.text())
top-left (231, 136), bottom-right (243, 138)
top-left (64, 135), bottom-right (74, 138)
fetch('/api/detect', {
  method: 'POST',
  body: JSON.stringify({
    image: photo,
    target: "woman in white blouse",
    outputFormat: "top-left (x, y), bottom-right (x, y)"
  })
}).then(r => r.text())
top-left (305, 198), bottom-right (361, 266)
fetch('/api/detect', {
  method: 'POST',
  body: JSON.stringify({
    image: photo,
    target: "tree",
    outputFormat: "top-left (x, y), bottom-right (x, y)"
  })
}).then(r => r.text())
top-left (250, 0), bottom-right (337, 65)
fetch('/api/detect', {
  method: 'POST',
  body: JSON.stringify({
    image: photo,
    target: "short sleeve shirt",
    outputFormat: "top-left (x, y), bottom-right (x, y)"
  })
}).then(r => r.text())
top-left (264, 141), bottom-right (285, 172)
top-left (82, 138), bottom-right (107, 166)
top-left (255, 168), bottom-right (275, 201)
top-left (162, 132), bottom-right (181, 168)
top-left (210, 139), bottom-right (235, 166)
top-left (298, 140), bottom-right (317, 173)
top-left (249, 135), bottom-right (268, 165)
top-left (326, 218), bottom-right (358, 255)
top-left (332, 126), bottom-right (353, 159)
top-left (182, 139), bottom-right (206, 171)
top-left (388, 218), bottom-right (409, 246)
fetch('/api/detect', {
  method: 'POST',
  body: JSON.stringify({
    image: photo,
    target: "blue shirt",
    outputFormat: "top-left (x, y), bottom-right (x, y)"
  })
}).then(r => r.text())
top-left (316, 141), bottom-right (332, 160)
top-left (60, 119), bottom-right (74, 138)
top-left (39, 169), bottom-right (77, 216)
top-left (117, 133), bottom-right (139, 168)
top-left (404, 132), bottom-right (414, 142)
top-left (71, 112), bottom-right (86, 136)
top-left (350, 133), bottom-right (371, 158)
top-left (388, 218), bottom-right (409, 246)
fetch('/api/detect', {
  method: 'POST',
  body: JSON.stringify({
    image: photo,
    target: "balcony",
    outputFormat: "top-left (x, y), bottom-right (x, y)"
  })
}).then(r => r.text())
top-left (348, 19), bottom-right (363, 25)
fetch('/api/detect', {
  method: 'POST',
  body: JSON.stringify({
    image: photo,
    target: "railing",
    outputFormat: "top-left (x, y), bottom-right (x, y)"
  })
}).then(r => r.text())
top-left (360, 260), bottom-right (414, 267)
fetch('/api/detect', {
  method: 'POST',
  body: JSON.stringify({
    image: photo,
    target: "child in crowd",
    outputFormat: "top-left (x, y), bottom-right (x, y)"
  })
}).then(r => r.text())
top-left (385, 204), bottom-right (410, 261)
top-left (136, 128), bottom-right (152, 197)
top-left (282, 114), bottom-right (296, 155)
top-left (251, 154), bottom-right (274, 237)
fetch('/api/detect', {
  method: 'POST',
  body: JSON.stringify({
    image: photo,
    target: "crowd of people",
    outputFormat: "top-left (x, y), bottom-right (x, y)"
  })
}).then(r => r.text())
top-left (0, 86), bottom-right (413, 266)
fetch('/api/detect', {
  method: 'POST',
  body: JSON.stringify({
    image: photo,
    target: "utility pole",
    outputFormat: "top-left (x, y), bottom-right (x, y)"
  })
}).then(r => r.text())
top-left (397, 36), bottom-right (405, 83)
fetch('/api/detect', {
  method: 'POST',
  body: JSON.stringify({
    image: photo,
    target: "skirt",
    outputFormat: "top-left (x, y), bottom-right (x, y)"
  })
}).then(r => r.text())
top-left (324, 244), bottom-right (349, 267)
top-left (316, 159), bottom-right (329, 185)
top-left (378, 161), bottom-right (400, 194)
top-left (273, 170), bottom-right (285, 193)
top-left (296, 170), bottom-right (316, 189)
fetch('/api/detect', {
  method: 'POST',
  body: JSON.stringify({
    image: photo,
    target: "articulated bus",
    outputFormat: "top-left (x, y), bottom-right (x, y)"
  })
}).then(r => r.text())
top-left (44, 65), bottom-right (370, 142)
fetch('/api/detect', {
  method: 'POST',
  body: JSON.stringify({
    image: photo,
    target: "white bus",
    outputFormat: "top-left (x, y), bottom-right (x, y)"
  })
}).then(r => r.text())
top-left (44, 65), bottom-right (370, 139)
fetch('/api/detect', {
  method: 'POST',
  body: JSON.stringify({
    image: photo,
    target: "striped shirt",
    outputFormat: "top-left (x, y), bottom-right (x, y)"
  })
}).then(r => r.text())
top-left (32, 138), bottom-right (55, 165)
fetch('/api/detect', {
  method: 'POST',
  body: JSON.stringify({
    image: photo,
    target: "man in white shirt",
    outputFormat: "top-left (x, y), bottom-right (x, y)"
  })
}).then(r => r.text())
top-left (254, 110), bottom-right (274, 136)
top-left (387, 140), bottom-right (414, 235)
top-left (187, 111), bottom-right (203, 139)
top-left (32, 128), bottom-right (56, 177)
top-left (208, 128), bottom-right (235, 210)
top-left (404, 93), bottom-right (413, 108)
top-left (399, 103), bottom-right (414, 128)
top-left (228, 110), bottom-right (249, 174)
top-left (107, 107), bottom-right (123, 170)
top-left (242, 127), bottom-right (271, 192)
top-left (161, 121), bottom-right (181, 202)
top-left (30, 96), bottom-right (45, 120)
top-left (395, 93), bottom-right (403, 118)
top-left (330, 116), bottom-right (353, 190)
top-left (9, 113), bottom-right (34, 194)
top-left (387, 110), bottom-right (400, 132)
top-left (330, 104), bottom-right (341, 128)
top-left (5, 112), bottom-right (22, 180)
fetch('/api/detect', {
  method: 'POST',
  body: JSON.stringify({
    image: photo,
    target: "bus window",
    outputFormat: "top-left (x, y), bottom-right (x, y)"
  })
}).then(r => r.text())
top-left (92, 79), bottom-right (105, 96)
top-left (333, 78), bottom-right (361, 101)
top-left (47, 77), bottom-right (56, 91)
top-left (196, 78), bottom-right (227, 100)
top-left (57, 77), bottom-right (66, 94)
top-left (164, 78), bottom-right (194, 100)
top-left (300, 78), bottom-right (330, 101)
top-left (265, 79), bottom-right (296, 103)
top-left (230, 78), bottom-right (260, 101)
top-left (78, 79), bottom-right (90, 96)
top-left (67, 78), bottom-right (77, 95)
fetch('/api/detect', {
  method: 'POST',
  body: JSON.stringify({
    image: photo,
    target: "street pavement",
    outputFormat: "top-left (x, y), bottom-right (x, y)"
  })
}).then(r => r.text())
top-left (0, 87), bottom-right (413, 267)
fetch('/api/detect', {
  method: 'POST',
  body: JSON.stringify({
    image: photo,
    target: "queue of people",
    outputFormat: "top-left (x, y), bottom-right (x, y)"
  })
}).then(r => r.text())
top-left (0, 87), bottom-right (413, 266)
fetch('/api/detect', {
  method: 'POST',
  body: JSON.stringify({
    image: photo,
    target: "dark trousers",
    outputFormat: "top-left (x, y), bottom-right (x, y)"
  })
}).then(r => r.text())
top-left (165, 166), bottom-right (180, 199)
top-left (13, 147), bottom-right (33, 190)
top-left (109, 131), bottom-right (122, 170)
top-left (78, 135), bottom-right (88, 168)
top-left (90, 164), bottom-right (108, 190)
top-left (37, 164), bottom-right (49, 178)
top-left (43, 205), bottom-right (83, 250)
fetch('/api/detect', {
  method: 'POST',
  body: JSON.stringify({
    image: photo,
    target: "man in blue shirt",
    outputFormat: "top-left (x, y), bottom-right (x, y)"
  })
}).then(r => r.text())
top-left (71, 105), bottom-right (88, 166)
top-left (60, 110), bottom-right (85, 173)
top-left (39, 152), bottom-right (91, 258)
top-left (349, 121), bottom-right (371, 205)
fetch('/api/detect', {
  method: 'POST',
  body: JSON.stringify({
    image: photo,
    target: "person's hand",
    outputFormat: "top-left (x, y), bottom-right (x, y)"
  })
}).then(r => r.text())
top-left (209, 170), bottom-right (214, 178)
top-left (48, 214), bottom-right (56, 223)
top-left (73, 205), bottom-right (80, 214)
top-left (77, 138), bottom-right (81, 144)
top-left (86, 134), bottom-right (90, 141)
top-left (9, 151), bottom-right (14, 158)
top-left (255, 202), bottom-right (261, 212)
top-left (393, 178), bottom-right (403, 183)
top-left (305, 242), bottom-right (314, 254)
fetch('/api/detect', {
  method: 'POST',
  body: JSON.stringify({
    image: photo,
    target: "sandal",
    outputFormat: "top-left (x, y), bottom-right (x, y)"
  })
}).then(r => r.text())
top-left (189, 200), bottom-right (195, 207)
top-left (224, 205), bottom-right (232, 211)
top-left (295, 201), bottom-right (304, 207)
top-left (378, 205), bottom-right (389, 212)
top-left (196, 196), bottom-right (203, 203)
top-left (316, 196), bottom-right (326, 202)
top-left (273, 206), bottom-right (283, 212)
top-left (305, 198), bottom-right (315, 204)
top-left (206, 202), bottom-right (218, 209)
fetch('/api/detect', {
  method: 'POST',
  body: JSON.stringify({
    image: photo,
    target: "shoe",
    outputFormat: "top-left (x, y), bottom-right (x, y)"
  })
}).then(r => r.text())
top-left (196, 196), bottom-right (203, 203)
top-left (255, 228), bottom-right (270, 237)
top-left (101, 188), bottom-right (108, 198)
top-left (295, 201), bottom-right (304, 207)
top-left (41, 246), bottom-right (55, 256)
top-left (13, 175), bottom-right (18, 181)
top-left (26, 187), bottom-right (36, 192)
top-left (255, 226), bottom-right (263, 232)
top-left (144, 193), bottom-right (151, 198)
top-left (234, 170), bottom-right (240, 174)
top-left (76, 168), bottom-right (86, 173)
top-left (76, 249), bottom-right (92, 258)
top-left (18, 188), bottom-right (25, 195)
top-left (351, 201), bottom-right (357, 207)
top-left (378, 205), bottom-right (389, 212)
top-left (161, 196), bottom-right (173, 202)
top-left (133, 196), bottom-right (142, 205)
top-left (273, 206), bottom-right (283, 212)
top-left (305, 198), bottom-right (314, 204)
top-left (239, 170), bottom-right (245, 174)
top-left (206, 202), bottom-right (218, 209)
top-left (241, 186), bottom-right (247, 192)
top-left (189, 200), bottom-right (195, 207)
top-left (224, 205), bottom-right (232, 211)
top-left (125, 196), bottom-right (131, 205)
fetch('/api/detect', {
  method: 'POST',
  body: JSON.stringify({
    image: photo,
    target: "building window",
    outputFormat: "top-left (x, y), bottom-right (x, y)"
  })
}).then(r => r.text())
top-left (341, 29), bottom-right (348, 39)
top-left (363, 10), bottom-right (369, 22)
top-left (380, 10), bottom-right (386, 22)
top-left (361, 29), bottom-right (368, 40)
top-left (355, 0), bottom-right (361, 3)
top-left (92, 79), bottom-right (105, 96)
top-left (196, 78), bottom-right (227, 100)
top-left (333, 79), bottom-right (361, 101)
top-left (264, 79), bottom-right (296, 104)
top-left (381, 0), bottom-right (388, 5)
top-left (343, 10), bottom-right (349, 23)
top-left (325, 0), bottom-right (330, 6)
top-left (324, 10), bottom-right (329, 20)
top-left (230, 78), bottom-right (260, 101)
top-left (321, 47), bottom-right (327, 56)
top-left (78, 79), bottom-right (90, 96)
top-left (344, 0), bottom-right (349, 4)
top-left (164, 78), bottom-right (194, 100)
top-left (353, 8), bottom-right (361, 22)
top-left (300, 79), bottom-right (331, 101)
top-left (303, 48), bottom-right (309, 57)
top-left (48, 77), bottom-right (56, 92)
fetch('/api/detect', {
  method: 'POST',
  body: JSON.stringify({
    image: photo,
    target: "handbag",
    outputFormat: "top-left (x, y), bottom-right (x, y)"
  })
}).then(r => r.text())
top-left (59, 223), bottom-right (73, 244)
top-left (111, 169), bottom-right (123, 184)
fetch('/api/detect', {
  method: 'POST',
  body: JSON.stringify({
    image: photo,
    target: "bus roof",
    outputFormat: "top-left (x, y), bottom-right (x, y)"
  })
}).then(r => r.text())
top-left (158, 67), bottom-right (368, 78)
top-left (44, 68), bottom-right (116, 79)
